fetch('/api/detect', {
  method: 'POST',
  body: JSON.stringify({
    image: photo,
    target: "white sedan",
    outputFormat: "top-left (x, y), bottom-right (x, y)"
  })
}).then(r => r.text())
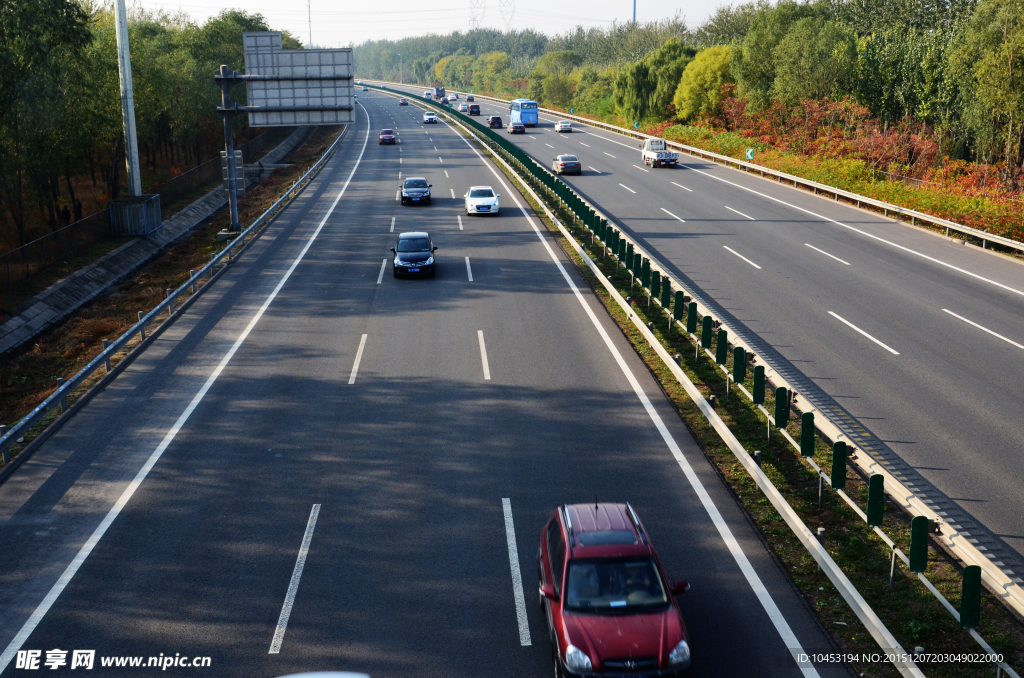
top-left (450, 92), bottom-right (459, 100)
top-left (464, 186), bottom-right (500, 215)
top-left (423, 112), bottom-right (438, 123)
top-left (555, 120), bottom-right (573, 132)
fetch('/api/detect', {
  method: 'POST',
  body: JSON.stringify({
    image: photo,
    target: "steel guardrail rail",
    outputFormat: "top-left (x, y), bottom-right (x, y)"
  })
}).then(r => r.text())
top-left (0, 126), bottom-right (349, 464)
top-left (369, 80), bottom-right (1024, 253)
top-left (367, 83), bottom-right (928, 676)
top-left (368, 82), bottom-right (1020, 675)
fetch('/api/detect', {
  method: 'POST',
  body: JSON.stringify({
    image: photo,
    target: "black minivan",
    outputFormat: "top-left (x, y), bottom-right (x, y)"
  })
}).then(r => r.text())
top-left (469, 104), bottom-right (481, 116)
top-left (487, 115), bottom-right (503, 128)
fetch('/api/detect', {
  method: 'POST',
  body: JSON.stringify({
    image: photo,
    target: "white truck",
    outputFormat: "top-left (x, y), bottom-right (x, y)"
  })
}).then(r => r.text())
top-left (640, 138), bottom-right (679, 167)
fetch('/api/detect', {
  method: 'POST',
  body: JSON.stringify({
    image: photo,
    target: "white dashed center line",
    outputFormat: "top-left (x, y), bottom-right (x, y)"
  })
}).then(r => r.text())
top-left (633, 164), bottom-right (649, 173)
top-left (477, 330), bottom-right (491, 380)
top-left (828, 312), bottom-right (900, 355)
top-left (588, 166), bottom-right (601, 174)
top-left (604, 152), bottom-right (616, 158)
top-left (723, 246), bottom-right (762, 269)
top-left (942, 309), bottom-right (1024, 349)
top-left (458, 215), bottom-right (464, 230)
top-left (349, 334), bottom-right (369, 382)
top-left (805, 243), bottom-right (850, 265)
top-left (465, 256), bottom-right (474, 281)
top-left (451, 188), bottom-right (456, 199)
top-left (725, 206), bottom-right (755, 221)
top-left (579, 142), bottom-right (590, 147)
top-left (619, 183), bottom-right (636, 194)
top-left (502, 498), bottom-right (532, 647)
top-left (390, 217), bottom-right (395, 233)
top-left (268, 504), bottom-right (321, 654)
top-left (661, 208), bottom-right (685, 223)
top-left (671, 181), bottom-right (692, 192)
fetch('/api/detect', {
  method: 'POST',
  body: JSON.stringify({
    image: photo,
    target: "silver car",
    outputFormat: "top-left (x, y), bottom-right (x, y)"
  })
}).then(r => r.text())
top-left (555, 120), bottom-right (573, 133)
top-left (464, 186), bottom-right (500, 215)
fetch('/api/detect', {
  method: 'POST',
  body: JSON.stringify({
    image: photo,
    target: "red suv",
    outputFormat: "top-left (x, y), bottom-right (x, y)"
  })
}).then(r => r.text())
top-left (378, 128), bottom-right (396, 144)
top-left (538, 503), bottom-right (692, 677)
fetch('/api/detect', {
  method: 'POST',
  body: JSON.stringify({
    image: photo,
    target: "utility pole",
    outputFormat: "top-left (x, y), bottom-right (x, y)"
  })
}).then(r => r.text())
top-left (215, 66), bottom-right (241, 232)
top-left (113, 0), bottom-right (142, 196)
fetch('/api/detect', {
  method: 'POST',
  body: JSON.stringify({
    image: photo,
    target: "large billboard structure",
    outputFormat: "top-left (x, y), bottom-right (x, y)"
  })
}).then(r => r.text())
top-left (214, 33), bottom-right (353, 230)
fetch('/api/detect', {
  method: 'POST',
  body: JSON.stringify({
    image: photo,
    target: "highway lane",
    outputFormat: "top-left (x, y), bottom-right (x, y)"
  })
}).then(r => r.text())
top-left (0, 92), bottom-right (850, 676)
top-left (394, 86), bottom-right (1024, 574)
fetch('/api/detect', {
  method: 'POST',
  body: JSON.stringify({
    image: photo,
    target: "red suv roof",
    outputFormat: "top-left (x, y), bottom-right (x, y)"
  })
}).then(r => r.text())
top-left (565, 503), bottom-right (651, 558)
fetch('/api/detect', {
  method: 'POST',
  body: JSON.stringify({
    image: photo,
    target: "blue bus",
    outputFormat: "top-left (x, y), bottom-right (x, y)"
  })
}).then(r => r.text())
top-left (509, 98), bottom-right (539, 126)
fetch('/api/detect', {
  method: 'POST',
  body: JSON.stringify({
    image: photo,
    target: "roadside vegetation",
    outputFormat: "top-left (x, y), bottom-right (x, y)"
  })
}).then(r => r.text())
top-left (0, 1), bottom-right (302, 261)
top-left (354, 0), bottom-right (1024, 238)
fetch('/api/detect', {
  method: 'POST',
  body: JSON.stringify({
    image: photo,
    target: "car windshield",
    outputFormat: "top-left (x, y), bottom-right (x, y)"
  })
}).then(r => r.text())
top-left (404, 179), bottom-right (428, 188)
top-left (469, 188), bottom-right (494, 198)
top-left (397, 237), bottom-right (431, 252)
top-left (381, 129), bottom-right (393, 134)
top-left (564, 558), bottom-right (668, 614)
top-left (559, 156), bottom-right (579, 162)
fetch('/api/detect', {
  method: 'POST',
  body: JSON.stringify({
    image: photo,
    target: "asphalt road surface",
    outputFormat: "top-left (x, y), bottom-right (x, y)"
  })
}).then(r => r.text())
top-left (0, 93), bottom-right (852, 677)
top-left (391, 85), bottom-right (1024, 578)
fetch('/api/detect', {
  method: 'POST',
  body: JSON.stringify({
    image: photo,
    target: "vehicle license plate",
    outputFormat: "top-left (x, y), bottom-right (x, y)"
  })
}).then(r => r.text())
top-left (412, 198), bottom-right (420, 201)
top-left (479, 206), bottom-right (489, 211)
top-left (408, 268), bottom-right (420, 273)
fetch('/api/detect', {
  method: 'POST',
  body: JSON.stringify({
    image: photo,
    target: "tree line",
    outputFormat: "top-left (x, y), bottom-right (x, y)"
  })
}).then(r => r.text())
top-left (353, 0), bottom-right (1023, 182)
top-left (0, 0), bottom-right (300, 253)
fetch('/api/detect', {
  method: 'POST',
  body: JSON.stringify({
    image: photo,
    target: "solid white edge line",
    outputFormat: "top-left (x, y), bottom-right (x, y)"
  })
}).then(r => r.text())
top-left (942, 309), bottom-right (1024, 349)
top-left (502, 498), bottom-right (532, 646)
top-left (680, 162), bottom-right (1024, 298)
top-left (723, 245), bottom-right (762, 269)
top-left (268, 503), bottom-right (321, 654)
top-left (348, 333), bottom-right (369, 384)
top-left (465, 256), bottom-right (474, 281)
top-left (477, 329), bottom-right (490, 380)
top-left (828, 311), bottom-right (900, 355)
top-left (439, 114), bottom-right (818, 677)
top-left (0, 106), bottom-right (372, 675)
top-left (671, 181), bottom-right (692, 192)
top-left (725, 205), bottom-right (755, 221)
top-left (619, 183), bottom-right (636, 194)
top-left (376, 258), bottom-right (387, 284)
top-left (804, 243), bottom-right (850, 265)
top-left (661, 208), bottom-right (686, 223)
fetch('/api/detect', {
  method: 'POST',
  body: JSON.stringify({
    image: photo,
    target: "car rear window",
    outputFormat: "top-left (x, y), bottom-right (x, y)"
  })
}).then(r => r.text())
top-left (397, 237), bottom-right (430, 252)
top-left (469, 188), bottom-right (494, 198)
top-left (381, 129), bottom-right (393, 134)
top-left (558, 156), bottom-right (579, 162)
top-left (565, 558), bottom-right (668, 613)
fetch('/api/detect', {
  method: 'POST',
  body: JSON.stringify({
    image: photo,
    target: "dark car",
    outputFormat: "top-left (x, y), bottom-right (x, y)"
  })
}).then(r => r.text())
top-left (508, 122), bottom-right (526, 134)
top-left (488, 115), bottom-right (503, 129)
top-left (469, 104), bottom-right (480, 116)
top-left (391, 231), bottom-right (437, 277)
top-left (378, 128), bottom-right (396, 144)
top-left (553, 154), bottom-right (582, 175)
top-left (400, 177), bottom-right (432, 205)
top-left (467, 94), bottom-right (475, 101)
top-left (539, 503), bottom-right (692, 678)
top-left (399, 98), bottom-right (408, 105)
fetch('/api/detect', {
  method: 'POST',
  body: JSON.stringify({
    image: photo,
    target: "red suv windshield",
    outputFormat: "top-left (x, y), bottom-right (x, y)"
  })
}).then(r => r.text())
top-left (564, 557), bottom-right (668, 614)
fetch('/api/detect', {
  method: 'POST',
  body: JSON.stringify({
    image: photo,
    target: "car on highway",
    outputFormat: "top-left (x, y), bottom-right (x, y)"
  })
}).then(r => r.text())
top-left (399, 177), bottom-right (432, 205)
top-left (391, 231), bottom-right (437, 277)
top-left (555, 120), bottom-right (573, 133)
top-left (466, 94), bottom-right (475, 101)
top-left (464, 186), bottom-right (500, 215)
top-left (423, 112), bottom-right (438, 124)
top-left (459, 103), bottom-right (469, 112)
top-left (362, 86), bottom-right (368, 91)
top-left (539, 503), bottom-right (692, 678)
top-left (508, 121), bottom-right (526, 134)
top-left (449, 92), bottom-right (458, 100)
top-left (640, 138), bottom-right (679, 168)
top-left (378, 128), bottom-right (396, 144)
top-left (488, 115), bottom-right (503, 128)
top-left (469, 104), bottom-right (480, 115)
top-left (439, 96), bottom-right (449, 105)
top-left (552, 154), bottom-right (582, 175)
top-left (424, 89), bottom-right (433, 98)
top-left (399, 98), bottom-right (408, 105)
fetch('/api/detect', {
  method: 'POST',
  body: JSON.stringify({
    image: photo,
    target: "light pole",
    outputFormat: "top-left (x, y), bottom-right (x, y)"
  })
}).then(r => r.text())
top-left (113, 0), bottom-right (142, 196)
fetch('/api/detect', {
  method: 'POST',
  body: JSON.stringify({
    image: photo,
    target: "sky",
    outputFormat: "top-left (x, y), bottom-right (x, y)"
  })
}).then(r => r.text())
top-left (131, 0), bottom-right (725, 47)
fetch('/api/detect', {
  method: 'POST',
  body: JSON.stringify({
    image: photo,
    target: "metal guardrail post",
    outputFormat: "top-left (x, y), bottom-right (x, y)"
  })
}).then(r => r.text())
top-left (0, 426), bottom-right (7, 464)
top-left (190, 270), bottom-right (196, 293)
top-left (56, 378), bottom-right (67, 412)
top-left (102, 340), bottom-right (111, 372)
top-left (166, 288), bottom-right (173, 315)
top-left (138, 311), bottom-right (146, 339)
